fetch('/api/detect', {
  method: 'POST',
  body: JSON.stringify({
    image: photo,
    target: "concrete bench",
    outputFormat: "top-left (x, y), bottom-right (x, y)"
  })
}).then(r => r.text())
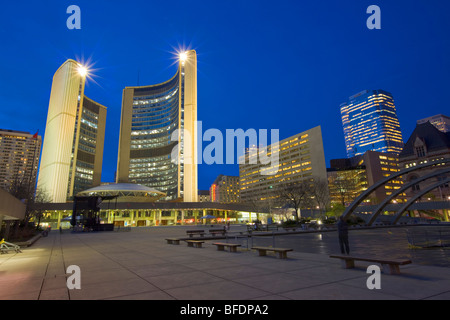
top-left (186, 230), bottom-right (205, 238)
top-left (165, 238), bottom-right (180, 245)
top-left (209, 229), bottom-right (227, 236)
top-left (185, 240), bottom-right (205, 248)
top-left (212, 242), bottom-right (241, 252)
top-left (252, 246), bottom-right (293, 259)
top-left (329, 254), bottom-right (412, 275)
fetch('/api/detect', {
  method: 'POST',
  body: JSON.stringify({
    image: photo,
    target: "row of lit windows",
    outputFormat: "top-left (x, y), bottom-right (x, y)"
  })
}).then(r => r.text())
top-left (132, 101), bottom-right (178, 119)
top-left (133, 87), bottom-right (178, 105)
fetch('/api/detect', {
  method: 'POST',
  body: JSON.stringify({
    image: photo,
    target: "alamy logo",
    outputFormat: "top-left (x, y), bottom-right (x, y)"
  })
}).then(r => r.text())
top-left (366, 5), bottom-right (381, 30)
top-left (67, 5), bottom-right (81, 30)
top-left (170, 121), bottom-right (280, 176)
top-left (366, 265), bottom-right (381, 290)
top-left (66, 265), bottom-right (81, 289)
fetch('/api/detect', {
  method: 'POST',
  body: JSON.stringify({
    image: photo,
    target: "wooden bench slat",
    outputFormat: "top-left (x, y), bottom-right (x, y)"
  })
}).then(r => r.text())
top-left (329, 255), bottom-right (412, 265)
top-left (252, 246), bottom-right (293, 252)
top-left (185, 240), bottom-right (205, 248)
top-left (329, 255), bottom-right (412, 275)
top-left (165, 238), bottom-right (180, 245)
top-left (213, 242), bottom-right (241, 252)
top-left (186, 230), bottom-right (205, 238)
top-left (251, 246), bottom-right (293, 259)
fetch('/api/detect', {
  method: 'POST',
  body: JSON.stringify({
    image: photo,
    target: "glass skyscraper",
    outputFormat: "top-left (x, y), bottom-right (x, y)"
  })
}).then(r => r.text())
top-left (340, 89), bottom-right (404, 158)
top-left (116, 50), bottom-right (198, 202)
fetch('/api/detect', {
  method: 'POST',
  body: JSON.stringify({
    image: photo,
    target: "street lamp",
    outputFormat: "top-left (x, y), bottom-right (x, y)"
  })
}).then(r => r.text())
top-left (77, 64), bottom-right (88, 77)
top-left (179, 52), bottom-right (188, 63)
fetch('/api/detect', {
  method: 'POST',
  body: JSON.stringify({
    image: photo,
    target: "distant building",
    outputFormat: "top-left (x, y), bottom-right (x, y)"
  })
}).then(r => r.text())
top-left (37, 60), bottom-right (107, 203)
top-left (239, 126), bottom-right (327, 203)
top-left (210, 175), bottom-right (240, 203)
top-left (340, 90), bottom-right (404, 158)
top-left (0, 129), bottom-right (41, 194)
top-left (328, 150), bottom-right (404, 206)
top-left (398, 121), bottom-right (450, 203)
top-left (198, 190), bottom-right (210, 202)
top-left (417, 114), bottom-right (450, 133)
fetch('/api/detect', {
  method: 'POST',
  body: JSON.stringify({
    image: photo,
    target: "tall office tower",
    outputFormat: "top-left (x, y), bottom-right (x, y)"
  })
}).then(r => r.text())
top-left (117, 50), bottom-right (198, 202)
top-left (37, 59), bottom-right (107, 203)
top-left (340, 89), bottom-right (404, 158)
top-left (417, 114), bottom-right (450, 133)
top-left (0, 129), bottom-right (41, 193)
top-left (239, 126), bottom-right (328, 203)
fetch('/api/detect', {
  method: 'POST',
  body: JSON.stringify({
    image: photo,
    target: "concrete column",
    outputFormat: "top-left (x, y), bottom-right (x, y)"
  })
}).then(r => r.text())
top-left (194, 210), bottom-right (198, 225)
top-left (182, 50), bottom-right (198, 202)
top-left (56, 212), bottom-right (62, 229)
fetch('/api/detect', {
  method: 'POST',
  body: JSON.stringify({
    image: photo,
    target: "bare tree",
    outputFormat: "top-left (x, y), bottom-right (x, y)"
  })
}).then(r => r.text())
top-left (275, 180), bottom-right (313, 222)
top-left (29, 188), bottom-right (52, 229)
top-left (327, 170), bottom-right (362, 206)
top-left (242, 194), bottom-right (277, 223)
top-left (7, 177), bottom-right (51, 228)
top-left (310, 176), bottom-right (330, 218)
top-left (242, 194), bottom-right (263, 219)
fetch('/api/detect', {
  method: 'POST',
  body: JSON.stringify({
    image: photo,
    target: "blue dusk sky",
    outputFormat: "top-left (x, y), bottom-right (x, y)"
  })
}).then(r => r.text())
top-left (0, 0), bottom-right (449, 191)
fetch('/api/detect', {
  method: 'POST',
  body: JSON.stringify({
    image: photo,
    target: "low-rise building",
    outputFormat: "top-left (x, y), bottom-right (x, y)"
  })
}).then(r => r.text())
top-left (198, 190), bottom-right (211, 202)
top-left (210, 175), bottom-right (240, 203)
top-left (398, 121), bottom-right (450, 203)
top-left (417, 114), bottom-right (450, 133)
top-left (328, 150), bottom-right (404, 206)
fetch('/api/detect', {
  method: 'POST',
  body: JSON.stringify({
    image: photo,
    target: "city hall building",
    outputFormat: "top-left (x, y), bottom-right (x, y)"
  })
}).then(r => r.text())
top-left (32, 183), bottom-right (270, 229)
top-left (116, 50), bottom-right (198, 202)
top-left (37, 59), bottom-right (107, 203)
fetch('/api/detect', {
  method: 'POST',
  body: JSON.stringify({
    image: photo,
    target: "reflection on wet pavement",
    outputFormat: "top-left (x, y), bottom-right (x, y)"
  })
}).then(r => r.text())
top-left (249, 226), bottom-right (450, 267)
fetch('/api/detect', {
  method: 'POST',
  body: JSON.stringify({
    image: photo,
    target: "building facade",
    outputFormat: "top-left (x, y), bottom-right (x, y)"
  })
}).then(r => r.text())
top-left (0, 129), bottom-right (41, 194)
top-left (341, 89), bottom-right (404, 158)
top-left (328, 150), bottom-right (404, 206)
top-left (239, 126), bottom-right (328, 203)
top-left (417, 114), bottom-right (450, 133)
top-left (33, 200), bottom-right (272, 229)
top-left (116, 50), bottom-right (198, 202)
top-left (68, 97), bottom-right (107, 198)
top-left (210, 175), bottom-right (240, 203)
top-left (398, 122), bottom-right (450, 205)
top-left (198, 190), bottom-right (210, 202)
top-left (37, 59), bottom-right (107, 203)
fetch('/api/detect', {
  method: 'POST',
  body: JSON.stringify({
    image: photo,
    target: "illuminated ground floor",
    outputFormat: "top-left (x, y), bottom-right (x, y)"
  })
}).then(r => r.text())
top-left (33, 202), bottom-right (275, 230)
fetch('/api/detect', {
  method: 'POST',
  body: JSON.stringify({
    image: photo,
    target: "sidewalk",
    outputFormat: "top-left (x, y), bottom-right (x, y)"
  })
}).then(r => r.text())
top-left (1, 225), bottom-right (450, 300)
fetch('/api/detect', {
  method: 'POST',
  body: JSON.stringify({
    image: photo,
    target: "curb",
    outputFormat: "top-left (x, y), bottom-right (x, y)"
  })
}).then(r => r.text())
top-left (15, 233), bottom-right (43, 248)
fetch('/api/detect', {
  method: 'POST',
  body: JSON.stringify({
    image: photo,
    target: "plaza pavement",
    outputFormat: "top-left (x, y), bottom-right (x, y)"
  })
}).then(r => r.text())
top-left (1, 225), bottom-right (450, 301)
